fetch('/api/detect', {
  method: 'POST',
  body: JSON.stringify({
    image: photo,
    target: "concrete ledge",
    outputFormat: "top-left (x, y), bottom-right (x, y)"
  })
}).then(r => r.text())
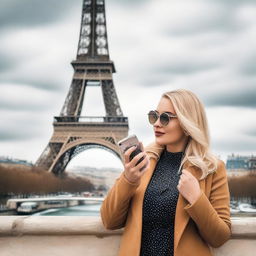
top-left (0, 216), bottom-right (255, 237)
top-left (0, 216), bottom-right (122, 236)
top-left (230, 217), bottom-right (256, 238)
top-left (0, 217), bottom-right (255, 256)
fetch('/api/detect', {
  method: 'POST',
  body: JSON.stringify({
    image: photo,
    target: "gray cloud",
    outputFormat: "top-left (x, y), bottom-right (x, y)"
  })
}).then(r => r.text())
top-left (164, 13), bottom-right (241, 37)
top-left (239, 56), bottom-right (256, 77)
top-left (0, 0), bottom-right (79, 30)
top-left (0, 0), bottom-right (146, 31)
top-left (159, 0), bottom-right (255, 37)
top-left (0, 82), bottom-right (65, 115)
top-left (153, 61), bottom-right (218, 76)
top-left (0, 50), bottom-right (18, 72)
top-left (0, 128), bottom-right (35, 141)
top-left (137, 75), bottom-right (172, 87)
top-left (204, 86), bottom-right (256, 108)
top-left (0, 97), bottom-right (51, 111)
top-left (108, 0), bottom-right (147, 5)
top-left (0, 78), bottom-right (63, 92)
top-left (242, 127), bottom-right (256, 137)
top-left (124, 56), bottom-right (221, 88)
top-left (216, 0), bottom-right (256, 5)
top-left (213, 136), bottom-right (256, 152)
top-left (0, 118), bottom-right (45, 142)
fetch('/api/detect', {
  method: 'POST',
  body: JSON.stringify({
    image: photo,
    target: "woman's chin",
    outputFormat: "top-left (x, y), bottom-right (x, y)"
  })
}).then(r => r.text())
top-left (155, 137), bottom-right (165, 145)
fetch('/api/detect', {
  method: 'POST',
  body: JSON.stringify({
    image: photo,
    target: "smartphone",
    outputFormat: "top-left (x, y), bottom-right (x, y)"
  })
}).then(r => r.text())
top-left (118, 134), bottom-right (145, 167)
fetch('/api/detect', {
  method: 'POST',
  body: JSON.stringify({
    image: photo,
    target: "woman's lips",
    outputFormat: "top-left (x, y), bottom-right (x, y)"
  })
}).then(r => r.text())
top-left (155, 132), bottom-right (165, 136)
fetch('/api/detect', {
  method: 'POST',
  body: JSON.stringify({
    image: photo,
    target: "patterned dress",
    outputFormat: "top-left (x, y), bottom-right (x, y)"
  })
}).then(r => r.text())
top-left (140, 148), bottom-right (184, 256)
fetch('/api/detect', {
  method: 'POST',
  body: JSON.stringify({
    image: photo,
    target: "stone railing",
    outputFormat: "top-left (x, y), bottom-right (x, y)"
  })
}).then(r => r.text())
top-left (0, 217), bottom-right (255, 256)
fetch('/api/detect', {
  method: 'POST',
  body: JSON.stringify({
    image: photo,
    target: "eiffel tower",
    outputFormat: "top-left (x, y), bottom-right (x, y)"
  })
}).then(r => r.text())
top-left (36, 0), bottom-right (129, 175)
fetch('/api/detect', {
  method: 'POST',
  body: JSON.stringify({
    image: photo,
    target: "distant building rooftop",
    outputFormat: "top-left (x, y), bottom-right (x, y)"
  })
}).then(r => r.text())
top-left (226, 153), bottom-right (256, 170)
top-left (0, 156), bottom-right (33, 166)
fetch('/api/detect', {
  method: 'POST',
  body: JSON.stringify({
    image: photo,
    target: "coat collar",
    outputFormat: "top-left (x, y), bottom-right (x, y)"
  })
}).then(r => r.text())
top-left (143, 144), bottom-right (205, 252)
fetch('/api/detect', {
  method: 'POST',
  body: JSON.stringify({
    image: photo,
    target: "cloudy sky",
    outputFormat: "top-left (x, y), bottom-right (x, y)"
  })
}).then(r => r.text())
top-left (0, 0), bottom-right (256, 170)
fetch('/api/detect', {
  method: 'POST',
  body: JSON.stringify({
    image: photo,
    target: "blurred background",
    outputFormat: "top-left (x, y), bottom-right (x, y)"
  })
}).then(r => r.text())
top-left (0, 0), bottom-right (255, 216)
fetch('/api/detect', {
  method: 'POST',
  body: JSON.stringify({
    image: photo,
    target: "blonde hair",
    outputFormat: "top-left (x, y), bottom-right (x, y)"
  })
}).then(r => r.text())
top-left (146, 89), bottom-right (219, 180)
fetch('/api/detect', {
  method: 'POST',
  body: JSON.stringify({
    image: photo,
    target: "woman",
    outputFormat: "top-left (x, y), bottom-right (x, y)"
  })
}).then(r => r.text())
top-left (100, 89), bottom-right (231, 256)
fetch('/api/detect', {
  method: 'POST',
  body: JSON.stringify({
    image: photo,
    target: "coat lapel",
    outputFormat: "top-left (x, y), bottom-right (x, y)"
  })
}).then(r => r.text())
top-left (174, 165), bottom-right (205, 252)
top-left (174, 188), bottom-right (190, 251)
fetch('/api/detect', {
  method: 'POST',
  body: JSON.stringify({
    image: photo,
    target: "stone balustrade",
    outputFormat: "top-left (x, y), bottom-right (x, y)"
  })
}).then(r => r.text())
top-left (0, 216), bottom-right (255, 256)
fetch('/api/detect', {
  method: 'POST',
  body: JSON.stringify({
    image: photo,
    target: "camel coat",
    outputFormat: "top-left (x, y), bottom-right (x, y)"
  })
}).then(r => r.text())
top-left (100, 143), bottom-right (231, 256)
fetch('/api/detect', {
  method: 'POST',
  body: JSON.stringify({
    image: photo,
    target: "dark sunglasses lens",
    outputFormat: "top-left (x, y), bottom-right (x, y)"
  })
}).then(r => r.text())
top-left (148, 111), bottom-right (157, 124)
top-left (160, 113), bottom-right (170, 126)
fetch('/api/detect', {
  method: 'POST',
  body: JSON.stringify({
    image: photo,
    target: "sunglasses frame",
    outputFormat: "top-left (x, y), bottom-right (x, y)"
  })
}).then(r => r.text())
top-left (147, 110), bottom-right (178, 126)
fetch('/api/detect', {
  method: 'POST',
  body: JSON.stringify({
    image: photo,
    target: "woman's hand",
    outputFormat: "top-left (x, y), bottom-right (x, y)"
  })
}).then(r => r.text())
top-left (177, 169), bottom-right (201, 205)
top-left (123, 142), bottom-right (150, 184)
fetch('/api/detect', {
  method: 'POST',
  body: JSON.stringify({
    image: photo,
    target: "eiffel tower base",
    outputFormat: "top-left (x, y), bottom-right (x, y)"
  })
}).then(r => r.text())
top-left (36, 120), bottom-right (128, 175)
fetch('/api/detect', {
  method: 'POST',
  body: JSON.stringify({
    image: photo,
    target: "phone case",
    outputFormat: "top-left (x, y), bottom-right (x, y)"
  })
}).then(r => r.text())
top-left (118, 134), bottom-right (140, 154)
top-left (118, 134), bottom-right (144, 166)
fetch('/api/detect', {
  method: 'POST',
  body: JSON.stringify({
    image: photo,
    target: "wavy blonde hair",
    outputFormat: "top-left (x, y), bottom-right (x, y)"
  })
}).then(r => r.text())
top-left (146, 89), bottom-right (219, 180)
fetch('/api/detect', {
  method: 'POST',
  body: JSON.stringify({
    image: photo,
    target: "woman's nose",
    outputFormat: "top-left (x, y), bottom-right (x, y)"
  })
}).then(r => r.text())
top-left (153, 117), bottom-right (162, 127)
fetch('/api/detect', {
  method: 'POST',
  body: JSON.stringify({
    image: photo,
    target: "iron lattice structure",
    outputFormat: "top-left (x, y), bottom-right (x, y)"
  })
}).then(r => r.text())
top-left (36, 0), bottom-right (129, 175)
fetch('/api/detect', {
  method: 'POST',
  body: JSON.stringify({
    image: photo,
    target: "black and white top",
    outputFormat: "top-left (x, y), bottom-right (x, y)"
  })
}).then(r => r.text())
top-left (140, 148), bottom-right (184, 256)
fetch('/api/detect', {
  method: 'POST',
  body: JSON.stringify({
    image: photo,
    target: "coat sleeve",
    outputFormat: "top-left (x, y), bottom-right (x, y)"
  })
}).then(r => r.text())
top-left (184, 160), bottom-right (231, 248)
top-left (100, 171), bottom-right (140, 230)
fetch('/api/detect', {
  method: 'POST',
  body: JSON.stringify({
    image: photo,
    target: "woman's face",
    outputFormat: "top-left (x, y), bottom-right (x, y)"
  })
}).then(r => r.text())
top-left (153, 97), bottom-right (188, 152)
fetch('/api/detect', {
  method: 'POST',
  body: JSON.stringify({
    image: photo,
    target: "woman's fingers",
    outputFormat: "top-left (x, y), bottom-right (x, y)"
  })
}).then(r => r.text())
top-left (122, 142), bottom-right (149, 184)
top-left (124, 146), bottom-right (136, 164)
top-left (139, 141), bottom-right (144, 151)
top-left (138, 155), bottom-right (149, 172)
top-left (130, 151), bottom-right (145, 167)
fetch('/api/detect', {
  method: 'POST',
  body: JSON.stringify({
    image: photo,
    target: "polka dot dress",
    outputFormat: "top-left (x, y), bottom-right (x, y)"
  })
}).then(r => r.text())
top-left (140, 148), bottom-right (184, 256)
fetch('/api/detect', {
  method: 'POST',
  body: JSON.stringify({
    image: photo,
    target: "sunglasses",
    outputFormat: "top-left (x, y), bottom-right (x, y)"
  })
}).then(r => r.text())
top-left (147, 110), bottom-right (177, 126)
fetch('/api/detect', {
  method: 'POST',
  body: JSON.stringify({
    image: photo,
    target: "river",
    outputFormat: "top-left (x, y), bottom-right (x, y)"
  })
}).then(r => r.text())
top-left (31, 203), bottom-right (101, 216)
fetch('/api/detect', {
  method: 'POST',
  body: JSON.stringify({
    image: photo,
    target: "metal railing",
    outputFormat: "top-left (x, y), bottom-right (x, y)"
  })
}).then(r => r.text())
top-left (54, 116), bottom-right (128, 123)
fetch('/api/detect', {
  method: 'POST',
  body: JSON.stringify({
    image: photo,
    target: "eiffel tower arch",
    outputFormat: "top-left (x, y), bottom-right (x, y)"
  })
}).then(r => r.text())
top-left (36, 0), bottom-right (129, 175)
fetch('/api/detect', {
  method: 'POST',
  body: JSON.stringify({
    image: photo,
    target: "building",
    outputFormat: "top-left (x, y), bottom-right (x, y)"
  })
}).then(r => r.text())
top-left (226, 154), bottom-right (256, 177)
